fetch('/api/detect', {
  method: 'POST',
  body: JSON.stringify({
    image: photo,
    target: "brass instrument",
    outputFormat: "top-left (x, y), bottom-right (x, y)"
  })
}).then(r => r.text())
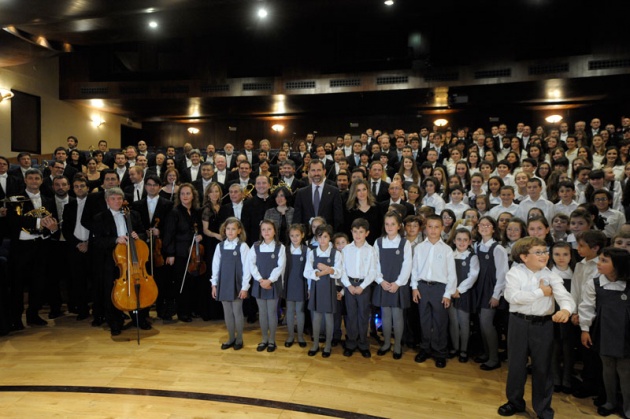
top-left (21, 206), bottom-right (54, 234)
top-left (269, 180), bottom-right (290, 195)
top-left (220, 183), bottom-right (255, 201)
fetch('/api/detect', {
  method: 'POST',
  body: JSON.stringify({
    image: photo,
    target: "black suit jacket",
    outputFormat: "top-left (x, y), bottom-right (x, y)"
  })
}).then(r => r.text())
top-left (7, 195), bottom-right (56, 239)
top-left (81, 190), bottom-right (108, 232)
top-left (131, 196), bottom-right (174, 233)
top-left (61, 197), bottom-right (88, 247)
top-left (292, 183), bottom-right (343, 230)
top-left (378, 200), bottom-right (415, 218)
top-left (124, 184), bottom-right (148, 203)
top-left (369, 180), bottom-right (391, 202)
top-left (7, 167), bottom-right (26, 183)
top-left (0, 174), bottom-right (24, 199)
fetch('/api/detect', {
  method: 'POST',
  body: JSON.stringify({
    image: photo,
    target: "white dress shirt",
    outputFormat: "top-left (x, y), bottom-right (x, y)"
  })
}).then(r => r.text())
top-left (504, 264), bottom-right (575, 316)
top-left (421, 193), bottom-right (445, 215)
top-left (578, 275), bottom-right (627, 331)
top-left (454, 250), bottom-right (480, 294)
top-left (73, 196), bottom-right (90, 241)
top-left (232, 201), bottom-right (243, 219)
top-left (340, 242), bottom-right (377, 289)
top-left (476, 239), bottom-right (509, 300)
top-left (411, 238), bottom-right (457, 299)
top-left (571, 256), bottom-right (599, 312)
top-left (304, 244), bottom-right (343, 290)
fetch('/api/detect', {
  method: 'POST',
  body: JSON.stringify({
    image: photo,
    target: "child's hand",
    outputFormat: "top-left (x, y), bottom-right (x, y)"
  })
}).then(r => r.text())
top-left (381, 282), bottom-right (392, 291)
top-left (442, 297), bottom-right (451, 308)
top-left (452, 290), bottom-right (460, 299)
top-left (552, 309), bottom-right (570, 323)
top-left (571, 313), bottom-right (580, 326)
top-left (539, 279), bottom-right (553, 296)
top-left (354, 286), bottom-right (363, 295)
top-left (489, 297), bottom-right (500, 308)
top-left (336, 292), bottom-right (343, 301)
top-left (581, 331), bottom-right (592, 348)
top-left (316, 263), bottom-right (330, 273)
top-left (212, 285), bottom-right (217, 300)
top-left (389, 283), bottom-right (399, 293)
top-left (412, 289), bottom-right (421, 303)
top-left (239, 290), bottom-right (248, 299)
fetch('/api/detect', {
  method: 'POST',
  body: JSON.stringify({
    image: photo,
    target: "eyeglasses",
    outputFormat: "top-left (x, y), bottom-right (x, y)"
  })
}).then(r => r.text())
top-left (529, 250), bottom-right (549, 256)
top-left (478, 223), bottom-right (493, 228)
top-left (594, 197), bottom-right (609, 202)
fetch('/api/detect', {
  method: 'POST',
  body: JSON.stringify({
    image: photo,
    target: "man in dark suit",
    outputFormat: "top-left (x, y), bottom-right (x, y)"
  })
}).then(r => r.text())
top-left (293, 159), bottom-right (343, 231)
top-left (175, 143), bottom-right (193, 174)
top-left (112, 152), bottom-right (132, 190)
top-left (242, 175), bottom-right (274, 246)
top-left (191, 160), bottom-right (216, 199)
top-left (220, 143), bottom-right (238, 171)
top-left (368, 161), bottom-right (390, 202)
top-left (0, 156), bottom-right (24, 241)
top-left (180, 149), bottom-right (203, 184)
top-left (44, 147), bottom-right (79, 183)
top-left (60, 176), bottom-right (92, 320)
top-left (242, 139), bottom-right (259, 167)
top-left (131, 174), bottom-right (174, 323)
top-left (123, 166), bottom-right (147, 203)
top-left (90, 187), bottom-right (146, 336)
top-left (7, 168), bottom-right (59, 330)
top-left (226, 160), bottom-right (255, 191)
top-left (346, 140), bottom-right (364, 170)
top-left (211, 154), bottom-right (229, 195)
top-left (137, 140), bottom-right (156, 167)
top-left (218, 183), bottom-right (245, 224)
top-left (67, 136), bottom-right (87, 166)
top-left (41, 160), bottom-right (66, 198)
top-left (8, 152), bottom-right (32, 182)
top-left (278, 160), bottom-right (306, 194)
top-left (378, 180), bottom-right (415, 218)
top-left (97, 140), bottom-right (115, 168)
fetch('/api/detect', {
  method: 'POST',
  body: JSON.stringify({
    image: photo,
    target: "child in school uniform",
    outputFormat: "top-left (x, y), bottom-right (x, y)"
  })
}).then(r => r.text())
top-left (449, 228), bottom-right (480, 363)
top-left (498, 237), bottom-right (575, 419)
top-left (549, 241), bottom-right (576, 394)
top-left (402, 215), bottom-right (425, 349)
top-left (332, 232), bottom-right (350, 347)
top-left (247, 219), bottom-right (286, 353)
top-left (473, 215), bottom-right (509, 371)
top-left (411, 214), bottom-right (457, 368)
top-left (283, 223), bottom-right (308, 348)
top-left (307, 217), bottom-right (326, 250)
top-left (373, 211), bottom-right (412, 360)
top-left (211, 217), bottom-right (250, 351)
top-left (579, 247), bottom-right (630, 418)
top-left (304, 224), bottom-right (343, 358)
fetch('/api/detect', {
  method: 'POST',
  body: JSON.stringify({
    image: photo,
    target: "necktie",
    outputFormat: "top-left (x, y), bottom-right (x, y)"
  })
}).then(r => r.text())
top-left (313, 185), bottom-right (320, 215)
top-left (136, 189), bottom-right (141, 201)
top-left (372, 182), bottom-right (377, 196)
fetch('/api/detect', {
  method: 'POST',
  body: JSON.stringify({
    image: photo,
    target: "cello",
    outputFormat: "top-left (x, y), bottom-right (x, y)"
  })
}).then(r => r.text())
top-left (112, 204), bottom-right (159, 342)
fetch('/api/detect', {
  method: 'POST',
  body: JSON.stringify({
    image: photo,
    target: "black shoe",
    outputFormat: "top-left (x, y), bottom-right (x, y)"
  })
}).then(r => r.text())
top-left (284, 340), bottom-right (294, 348)
top-left (596, 406), bottom-right (616, 417)
top-left (360, 349), bottom-right (372, 358)
top-left (221, 341), bottom-right (235, 350)
top-left (322, 350), bottom-right (331, 358)
top-left (111, 328), bottom-right (122, 336)
top-left (459, 352), bottom-right (469, 363)
top-left (497, 402), bottom-right (525, 417)
top-left (308, 348), bottom-right (319, 356)
top-left (573, 387), bottom-right (597, 399)
top-left (343, 348), bottom-right (354, 357)
top-left (480, 363), bottom-right (500, 371)
top-left (256, 342), bottom-right (268, 352)
top-left (414, 351), bottom-right (430, 363)
top-left (435, 358), bottom-right (446, 368)
top-left (554, 385), bottom-right (562, 393)
top-left (474, 355), bottom-right (489, 364)
top-left (48, 310), bottom-right (63, 319)
top-left (593, 396), bottom-right (607, 407)
top-left (247, 315), bottom-right (257, 324)
top-left (27, 316), bottom-right (48, 326)
top-left (447, 349), bottom-right (458, 359)
top-left (91, 317), bottom-right (105, 327)
top-left (331, 339), bottom-right (339, 347)
top-left (561, 386), bottom-right (572, 394)
top-left (0, 329), bottom-right (8, 337)
top-left (233, 342), bottom-right (243, 351)
top-left (393, 351), bottom-right (402, 360)
top-left (298, 341), bottom-right (307, 348)
top-left (139, 322), bottom-right (152, 330)
top-left (267, 343), bottom-right (277, 353)
top-left (178, 316), bottom-right (192, 323)
top-left (377, 346), bottom-right (391, 356)
top-left (76, 312), bottom-right (90, 321)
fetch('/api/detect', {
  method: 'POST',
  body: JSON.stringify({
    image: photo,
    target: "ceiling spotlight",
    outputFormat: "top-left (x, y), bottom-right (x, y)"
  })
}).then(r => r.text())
top-left (148, 21), bottom-right (158, 29)
top-left (545, 115), bottom-right (563, 124)
top-left (384, 0), bottom-right (394, 5)
top-left (272, 124), bottom-right (284, 133)
top-left (434, 119), bottom-right (448, 127)
top-left (258, 8), bottom-right (268, 18)
top-left (187, 127), bottom-right (200, 134)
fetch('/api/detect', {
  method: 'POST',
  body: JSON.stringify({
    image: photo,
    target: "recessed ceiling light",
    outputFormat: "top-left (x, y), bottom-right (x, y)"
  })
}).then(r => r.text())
top-left (384, 0), bottom-right (394, 6)
top-left (258, 8), bottom-right (268, 18)
top-left (148, 21), bottom-right (158, 29)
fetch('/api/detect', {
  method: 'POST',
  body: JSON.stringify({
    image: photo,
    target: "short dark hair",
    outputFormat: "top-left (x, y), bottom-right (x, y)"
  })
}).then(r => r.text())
top-left (351, 217), bottom-right (370, 231)
top-left (576, 230), bottom-right (607, 254)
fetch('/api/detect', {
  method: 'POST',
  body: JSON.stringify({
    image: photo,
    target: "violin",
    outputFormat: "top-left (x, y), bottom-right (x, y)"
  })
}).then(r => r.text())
top-left (187, 222), bottom-right (206, 276)
top-left (112, 204), bottom-right (159, 312)
top-left (150, 217), bottom-right (165, 268)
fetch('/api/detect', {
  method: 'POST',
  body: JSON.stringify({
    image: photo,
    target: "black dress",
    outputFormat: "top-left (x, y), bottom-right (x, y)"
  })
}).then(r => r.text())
top-left (343, 205), bottom-right (383, 245)
top-left (200, 203), bottom-right (223, 319)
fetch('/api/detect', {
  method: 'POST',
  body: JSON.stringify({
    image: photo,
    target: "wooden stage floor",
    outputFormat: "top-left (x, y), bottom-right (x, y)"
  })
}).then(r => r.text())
top-left (0, 310), bottom-right (600, 418)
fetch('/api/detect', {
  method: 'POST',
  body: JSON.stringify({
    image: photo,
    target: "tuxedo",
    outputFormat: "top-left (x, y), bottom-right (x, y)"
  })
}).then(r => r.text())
top-left (131, 196), bottom-right (174, 233)
top-left (81, 190), bottom-right (108, 232)
top-left (0, 174), bottom-right (24, 238)
top-left (369, 179), bottom-right (390, 202)
top-left (292, 182), bottom-right (344, 230)
top-left (7, 166), bottom-right (28, 182)
top-left (124, 184), bottom-right (148, 203)
top-left (181, 165), bottom-right (202, 184)
top-left (211, 172), bottom-right (229, 195)
top-left (112, 166), bottom-right (132, 190)
top-left (242, 150), bottom-right (259, 167)
top-left (242, 194), bottom-right (274, 245)
top-left (220, 152), bottom-right (238, 171)
top-left (138, 151), bottom-right (156, 167)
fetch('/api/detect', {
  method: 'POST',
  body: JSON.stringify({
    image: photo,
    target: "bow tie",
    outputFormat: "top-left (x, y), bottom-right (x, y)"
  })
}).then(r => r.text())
top-left (0, 174), bottom-right (7, 179)
top-left (30, 194), bottom-right (41, 199)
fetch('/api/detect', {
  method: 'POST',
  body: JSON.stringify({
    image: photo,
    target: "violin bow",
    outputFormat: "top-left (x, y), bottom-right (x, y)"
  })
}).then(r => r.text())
top-left (180, 233), bottom-right (197, 294)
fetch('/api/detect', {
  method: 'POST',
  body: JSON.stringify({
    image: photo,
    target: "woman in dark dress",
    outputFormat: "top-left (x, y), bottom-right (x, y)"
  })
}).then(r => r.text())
top-left (200, 182), bottom-right (224, 320)
top-left (163, 182), bottom-right (203, 322)
top-left (159, 168), bottom-right (180, 201)
top-left (84, 158), bottom-right (102, 192)
top-left (344, 179), bottom-right (383, 245)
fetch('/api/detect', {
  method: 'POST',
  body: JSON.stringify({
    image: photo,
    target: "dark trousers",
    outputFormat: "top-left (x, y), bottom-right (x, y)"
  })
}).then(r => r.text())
top-left (418, 281), bottom-right (448, 357)
top-left (172, 258), bottom-right (195, 318)
top-left (9, 239), bottom-right (48, 322)
top-left (0, 251), bottom-right (10, 333)
top-left (506, 314), bottom-right (554, 419)
top-left (344, 286), bottom-right (371, 350)
top-left (67, 242), bottom-right (91, 315)
top-left (47, 240), bottom-right (71, 312)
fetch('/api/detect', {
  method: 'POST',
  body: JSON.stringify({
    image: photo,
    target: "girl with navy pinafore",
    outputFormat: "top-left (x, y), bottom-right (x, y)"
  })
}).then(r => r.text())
top-left (283, 223), bottom-right (308, 348)
top-left (211, 217), bottom-right (250, 351)
top-left (373, 210), bottom-right (412, 360)
top-left (304, 224), bottom-right (343, 358)
top-left (247, 219), bottom-right (286, 353)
